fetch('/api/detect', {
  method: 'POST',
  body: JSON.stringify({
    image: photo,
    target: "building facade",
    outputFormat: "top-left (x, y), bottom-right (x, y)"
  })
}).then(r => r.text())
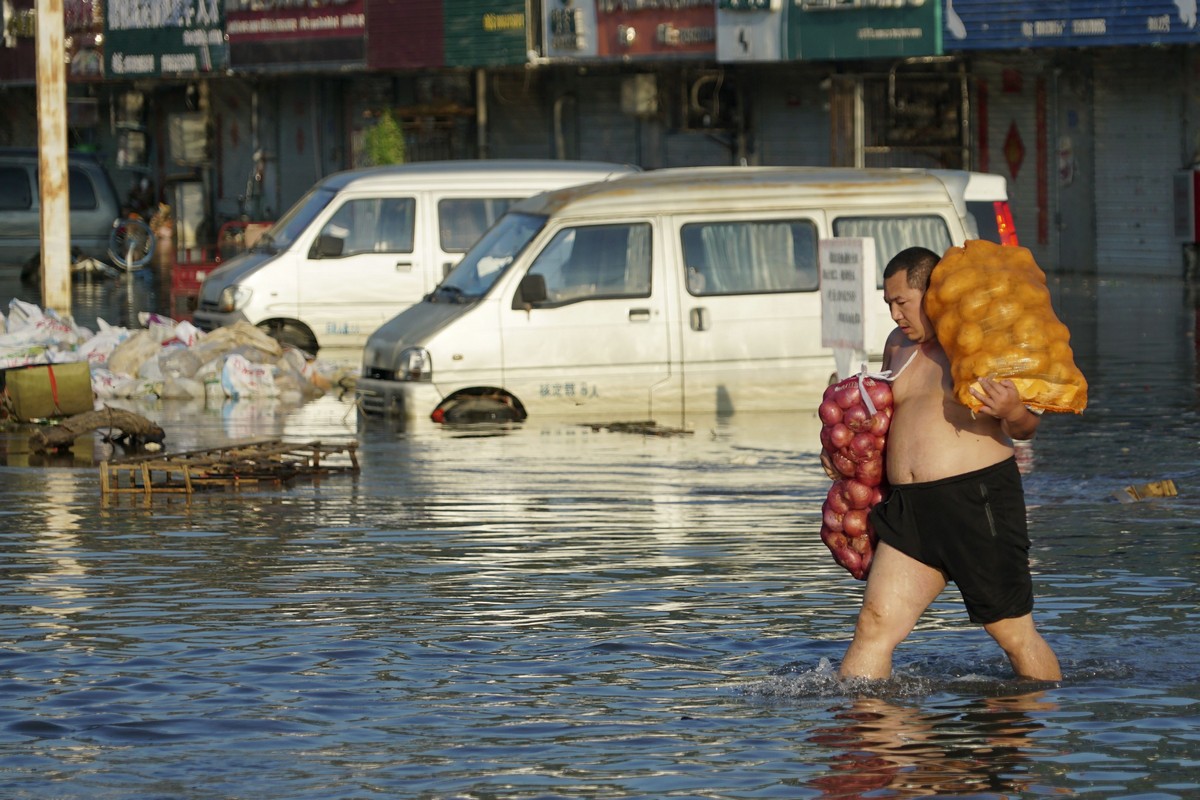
top-left (0, 1), bottom-right (1197, 277)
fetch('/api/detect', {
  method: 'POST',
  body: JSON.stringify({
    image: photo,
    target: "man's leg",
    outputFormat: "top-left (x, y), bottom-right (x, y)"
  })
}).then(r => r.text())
top-left (839, 542), bottom-right (947, 680)
top-left (983, 614), bottom-right (1062, 681)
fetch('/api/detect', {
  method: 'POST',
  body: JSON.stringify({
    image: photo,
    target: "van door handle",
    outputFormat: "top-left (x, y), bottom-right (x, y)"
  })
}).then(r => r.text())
top-left (628, 308), bottom-right (651, 322)
top-left (395, 261), bottom-right (414, 272)
top-left (689, 307), bottom-right (709, 331)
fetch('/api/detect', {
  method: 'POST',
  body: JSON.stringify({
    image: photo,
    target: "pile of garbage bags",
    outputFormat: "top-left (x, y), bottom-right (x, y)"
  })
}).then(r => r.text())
top-left (0, 299), bottom-right (352, 405)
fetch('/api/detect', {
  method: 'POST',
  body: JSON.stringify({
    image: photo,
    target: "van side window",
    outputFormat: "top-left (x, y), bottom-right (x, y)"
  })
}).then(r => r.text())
top-left (0, 167), bottom-right (32, 211)
top-left (438, 198), bottom-right (520, 253)
top-left (833, 216), bottom-right (952, 288)
top-left (68, 166), bottom-right (98, 211)
top-left (526, 223), bottom-right (652, 305)
top-left (681, 219), bottom-right (818, 296)
top-left (319, 197), bottom-right (414, 257)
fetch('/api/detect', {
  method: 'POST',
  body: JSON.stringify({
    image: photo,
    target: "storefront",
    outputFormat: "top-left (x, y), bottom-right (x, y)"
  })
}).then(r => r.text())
top-left (948, 0), bottom-right (1197, 276)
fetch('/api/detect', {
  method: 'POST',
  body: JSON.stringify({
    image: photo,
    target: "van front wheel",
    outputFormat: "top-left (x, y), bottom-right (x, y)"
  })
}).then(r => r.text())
top-left (258, 319), bottom-right (318, 355)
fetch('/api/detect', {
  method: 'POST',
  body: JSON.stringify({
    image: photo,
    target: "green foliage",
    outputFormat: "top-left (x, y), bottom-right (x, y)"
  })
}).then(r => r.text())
top-left (364, 111), bottom-right (407, 166)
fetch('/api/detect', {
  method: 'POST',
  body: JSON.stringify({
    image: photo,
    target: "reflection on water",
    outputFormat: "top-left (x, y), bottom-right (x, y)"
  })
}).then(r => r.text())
top-left (0, 272), bottom-right (1196, 798)
top-left (801, 691), bottom-right (1058, 799)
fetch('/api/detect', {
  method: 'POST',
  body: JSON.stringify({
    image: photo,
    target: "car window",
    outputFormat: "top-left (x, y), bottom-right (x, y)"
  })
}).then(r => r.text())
top-left (681, 219), bottom-right (819, 296)
top-left (526, 223), bottom-right (652, 305)
top-left (68, 167), bottom-right (98, 211)
top-left (0, 166), bottom-right (32, 211)
top-left (320, 197), bottom-right (414, 256)
top-left (832, 215), bottom-right (953, 288)
top-left (438, 198), bottom-right (521, 253)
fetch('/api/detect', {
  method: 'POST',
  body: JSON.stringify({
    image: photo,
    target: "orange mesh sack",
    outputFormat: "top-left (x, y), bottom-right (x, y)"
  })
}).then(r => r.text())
top-left (924, 240), bottom-right (1088, 414)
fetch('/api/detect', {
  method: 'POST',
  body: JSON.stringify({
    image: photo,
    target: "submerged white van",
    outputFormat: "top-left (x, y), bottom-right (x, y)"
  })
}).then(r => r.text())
top-left (191, 160), bottom-right (638, 354)
top-left (356, 166), bottom-right (1008, 425)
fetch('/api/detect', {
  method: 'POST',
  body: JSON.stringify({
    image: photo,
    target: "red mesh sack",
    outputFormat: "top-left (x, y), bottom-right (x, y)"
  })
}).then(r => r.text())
top-left (817, 373), bottom-right (893, 580)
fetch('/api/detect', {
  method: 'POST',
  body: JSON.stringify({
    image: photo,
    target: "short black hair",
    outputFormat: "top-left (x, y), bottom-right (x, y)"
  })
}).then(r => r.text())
top-left (883, 246), bottom-right (940, 290)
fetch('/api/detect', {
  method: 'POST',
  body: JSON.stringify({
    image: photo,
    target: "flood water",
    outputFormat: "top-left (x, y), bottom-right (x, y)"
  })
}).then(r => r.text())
top-left (0, 268), bottom-right (1198, 799)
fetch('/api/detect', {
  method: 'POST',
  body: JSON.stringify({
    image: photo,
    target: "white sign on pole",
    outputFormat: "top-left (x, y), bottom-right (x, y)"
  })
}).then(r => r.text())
top-left (819, 237), bottom-right (877, 381)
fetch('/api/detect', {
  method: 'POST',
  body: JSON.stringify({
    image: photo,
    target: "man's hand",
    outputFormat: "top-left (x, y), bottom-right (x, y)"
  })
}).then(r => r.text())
top-left (970, 375), bottom-right (1021, 419)
top-left (819, 449), bottom-right (840, 480)
top-left (970, 375), bottom-right (1040, 440)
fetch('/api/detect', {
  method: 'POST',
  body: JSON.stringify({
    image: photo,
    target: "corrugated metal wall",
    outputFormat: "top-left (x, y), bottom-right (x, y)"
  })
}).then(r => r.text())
top-left (485, 70), bottom-right (554, 160)
top-left (1094, 49), bottom-right (1184, 276)
top-left (574, 75), bottom-right (641, 166)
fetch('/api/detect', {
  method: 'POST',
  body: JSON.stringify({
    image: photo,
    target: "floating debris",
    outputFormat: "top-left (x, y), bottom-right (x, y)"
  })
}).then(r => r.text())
top-left (580, 420), bottom-right (693, 437)
top-left (100, 439), bottom-right (359, 500)
top-left (1113, 479), bottom-right (1178, 504)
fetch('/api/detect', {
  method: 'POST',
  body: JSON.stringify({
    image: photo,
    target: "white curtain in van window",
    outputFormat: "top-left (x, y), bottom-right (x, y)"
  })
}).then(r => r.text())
top-left (624, 225), bottom-right (651, 294)
top-left (700, 223), bottom-right (795, 293)
top-left (833, 216), bottom-right (952, 286)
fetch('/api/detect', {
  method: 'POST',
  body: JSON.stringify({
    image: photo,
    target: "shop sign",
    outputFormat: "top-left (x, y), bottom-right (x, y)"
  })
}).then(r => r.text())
top-left (595, 0), bottom-right (716, 59)
top-left (544, 0), bottom-right (600, 58)
top-left (105, 0), bottom-right (227, 77)
top-left (785, 0), bottom-right (941, 59)
top-left (946, 0), bottom-right (1200, 49)
top-left (443, 0), bottom-right (528, 66)
top-left (364, 0), bottom-right (443, 70)
top-left (226, 0), bottom-right (365, 69)
top-left (716, 0), bottom-right (783, 61)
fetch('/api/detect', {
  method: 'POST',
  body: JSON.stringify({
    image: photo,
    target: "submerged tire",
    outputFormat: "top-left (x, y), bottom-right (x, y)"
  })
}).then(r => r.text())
top-left (439, 396), bottom-right (522, 424)
top-left (257, 319), bottom-right (318, 355)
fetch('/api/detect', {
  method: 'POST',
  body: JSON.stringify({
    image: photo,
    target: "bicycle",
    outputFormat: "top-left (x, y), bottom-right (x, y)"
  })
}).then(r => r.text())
top-left (108, 215), bottom-right (156, 271)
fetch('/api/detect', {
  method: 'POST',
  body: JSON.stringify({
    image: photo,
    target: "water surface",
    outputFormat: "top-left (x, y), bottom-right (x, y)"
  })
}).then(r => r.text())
top-left (0, 272), bottom-right (1196, 798)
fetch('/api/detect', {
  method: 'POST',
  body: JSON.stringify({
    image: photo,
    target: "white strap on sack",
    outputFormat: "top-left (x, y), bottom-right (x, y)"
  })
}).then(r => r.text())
top-left (856, 363), bottom-right (893, 417)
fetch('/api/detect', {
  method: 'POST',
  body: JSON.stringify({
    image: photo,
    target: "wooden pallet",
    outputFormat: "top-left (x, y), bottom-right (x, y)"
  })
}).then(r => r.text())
top-left (99, 439), bottom-right (360, 498)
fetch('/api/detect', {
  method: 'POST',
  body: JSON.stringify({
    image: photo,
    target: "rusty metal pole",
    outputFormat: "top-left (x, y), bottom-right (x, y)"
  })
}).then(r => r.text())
top-left (35, 0), bottom-right (71, 317)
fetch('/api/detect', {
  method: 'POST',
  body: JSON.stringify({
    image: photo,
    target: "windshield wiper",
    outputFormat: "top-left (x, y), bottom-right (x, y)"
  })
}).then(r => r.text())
top-left (429, 285), bottom-right (470, 304)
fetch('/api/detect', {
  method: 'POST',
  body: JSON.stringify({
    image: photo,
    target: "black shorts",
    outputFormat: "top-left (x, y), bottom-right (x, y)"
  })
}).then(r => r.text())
top-left (868, 457), bottom-right (1034, 624)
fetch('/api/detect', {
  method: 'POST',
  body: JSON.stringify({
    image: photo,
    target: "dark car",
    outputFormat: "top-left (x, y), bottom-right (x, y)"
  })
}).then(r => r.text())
top-left (0, 148), bottom-right (122, 270)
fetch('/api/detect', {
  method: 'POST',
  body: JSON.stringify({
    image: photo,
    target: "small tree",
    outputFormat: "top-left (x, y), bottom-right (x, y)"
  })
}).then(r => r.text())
top-left (364, 111), bottom-right (407, 166)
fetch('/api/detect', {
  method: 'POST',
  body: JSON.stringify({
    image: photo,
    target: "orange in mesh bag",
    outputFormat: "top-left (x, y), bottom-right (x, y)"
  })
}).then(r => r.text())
top-left (925, 240), bottom-right (1088, 414)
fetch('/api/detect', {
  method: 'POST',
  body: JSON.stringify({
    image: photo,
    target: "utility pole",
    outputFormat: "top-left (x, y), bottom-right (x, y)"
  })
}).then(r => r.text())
top-left (35, 0), bottom-right (70, 317)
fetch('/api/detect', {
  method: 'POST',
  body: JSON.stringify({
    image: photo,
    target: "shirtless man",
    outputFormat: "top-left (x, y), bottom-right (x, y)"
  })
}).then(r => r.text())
top-left (839, 246), bottom-right (1061, 682)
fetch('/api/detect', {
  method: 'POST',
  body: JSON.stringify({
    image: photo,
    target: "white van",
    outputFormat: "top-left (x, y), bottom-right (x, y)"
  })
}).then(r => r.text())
top-left (356, 166), bottom-right (1007, 425)
top-left (191, 160), bottom-right (638, 354)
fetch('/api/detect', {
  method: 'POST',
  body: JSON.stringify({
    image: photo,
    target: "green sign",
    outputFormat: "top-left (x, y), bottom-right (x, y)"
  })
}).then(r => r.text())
top-left (105, 0), bottom-right (227, 77)
top-left (785, 0), bottom-right (941, 60)
top-left (443, 0), bottom-right (528, 67)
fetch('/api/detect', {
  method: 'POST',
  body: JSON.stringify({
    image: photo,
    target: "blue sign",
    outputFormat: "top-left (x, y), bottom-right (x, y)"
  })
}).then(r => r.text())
top-left (945, 1), bottom-right (1200, 49)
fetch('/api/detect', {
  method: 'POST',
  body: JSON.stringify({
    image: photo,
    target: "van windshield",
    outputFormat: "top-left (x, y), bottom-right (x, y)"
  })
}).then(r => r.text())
top-left (252, 187), bottom-right (339, 253)
top-left (431, 212), bottom-right (547, 302)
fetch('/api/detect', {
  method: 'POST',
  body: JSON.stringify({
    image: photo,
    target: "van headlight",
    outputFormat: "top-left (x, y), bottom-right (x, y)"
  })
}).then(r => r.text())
top-left (399, 347), bottom-right (431, 382)
top-left (218, 284), bottom-right (253, 313)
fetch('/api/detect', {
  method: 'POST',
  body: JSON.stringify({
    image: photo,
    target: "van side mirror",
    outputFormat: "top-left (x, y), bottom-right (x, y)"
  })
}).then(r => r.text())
top-left (311, 233), bottom-right (344, 259)
top-left (513, 273), bottom-right (547, 308)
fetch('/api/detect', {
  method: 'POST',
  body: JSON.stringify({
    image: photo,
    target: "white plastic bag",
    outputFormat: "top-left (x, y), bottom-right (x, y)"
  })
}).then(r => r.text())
top-left (221, 353), bottom-right (280, 399)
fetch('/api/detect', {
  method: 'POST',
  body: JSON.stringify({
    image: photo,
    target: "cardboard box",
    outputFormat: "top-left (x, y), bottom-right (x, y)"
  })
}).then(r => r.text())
top-left (4, 362), bottom-right (95, 421)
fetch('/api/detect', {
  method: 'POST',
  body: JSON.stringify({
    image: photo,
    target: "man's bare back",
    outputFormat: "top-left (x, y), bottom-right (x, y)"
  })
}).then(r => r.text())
top-left (883, 330), bottom-right (1015, 485)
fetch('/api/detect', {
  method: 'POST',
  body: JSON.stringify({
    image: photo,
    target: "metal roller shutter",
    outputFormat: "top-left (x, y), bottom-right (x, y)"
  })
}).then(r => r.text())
top-left (1094, 50), bottom-right (1183, 277)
